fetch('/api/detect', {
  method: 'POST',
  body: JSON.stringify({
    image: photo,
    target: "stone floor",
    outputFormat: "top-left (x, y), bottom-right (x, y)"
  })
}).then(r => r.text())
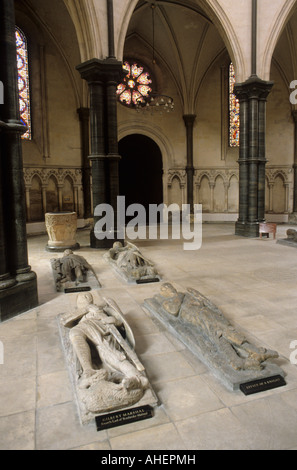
top-left (1, 222), bottom-right (297, 450)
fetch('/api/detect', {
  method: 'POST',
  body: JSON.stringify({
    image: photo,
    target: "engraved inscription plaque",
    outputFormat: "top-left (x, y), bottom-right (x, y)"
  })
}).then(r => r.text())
top-left (240, 375), bottom-right (286, 396)
top-left (96, 405), bottom-right (154, 431)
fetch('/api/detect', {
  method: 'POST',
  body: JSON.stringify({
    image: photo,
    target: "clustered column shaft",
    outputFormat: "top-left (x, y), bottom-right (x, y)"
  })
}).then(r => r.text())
top-left (292, 111), bottom-right (297, 214)
top-left (77, 108), bottom-right (92, 219)
top-left (235, 76), bottom-right (273, 237)
top-left (77, 58), bottom-right (124, 248)
top-left (0, 0), bottom-right (38, 320)
top-left (183, 115), bottom-right (196, 214)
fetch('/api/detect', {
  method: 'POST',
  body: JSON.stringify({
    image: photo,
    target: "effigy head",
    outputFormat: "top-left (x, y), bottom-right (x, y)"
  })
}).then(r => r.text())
top-left (77, 292), bottom-right (94, 309)
top-left (160, 283), bottom-right (178, 298)
top-left (113, 241), bottom-right (123, 250)
top-left (64, 249), bottom-right (74, 256)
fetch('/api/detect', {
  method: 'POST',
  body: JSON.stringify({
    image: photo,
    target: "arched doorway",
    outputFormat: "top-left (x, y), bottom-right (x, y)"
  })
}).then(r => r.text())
top-left (119, 134), bottom-right (163, 222)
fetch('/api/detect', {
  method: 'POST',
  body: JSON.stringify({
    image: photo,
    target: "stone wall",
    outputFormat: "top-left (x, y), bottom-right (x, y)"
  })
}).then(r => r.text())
top-left (23, 167), bottom-right (84, 223)
top-left (165, 165), bottom-right (293, 222)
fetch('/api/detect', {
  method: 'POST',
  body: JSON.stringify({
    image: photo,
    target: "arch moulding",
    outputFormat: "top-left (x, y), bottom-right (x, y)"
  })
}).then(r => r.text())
top-left (118, 120), bottom-right (175, 175)
top-left (118, 120), bottom-right (176, 207)
top-left (261, 0), bottom-right (297, 81)
top-left (117, 0), bottom-right (246, 82)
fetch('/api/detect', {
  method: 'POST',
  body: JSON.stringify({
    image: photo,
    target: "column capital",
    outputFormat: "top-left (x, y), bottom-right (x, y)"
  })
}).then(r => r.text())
top-left (76, 58), bottom-right (125, 84)
top-left (77, 107), bottom-right (89, 121)
top-left (0, 119), bottom-right (27, 135)
top-left (234, 75), bottom-right (274, 102)
top-left (183, 114), bottom-right (196, 127)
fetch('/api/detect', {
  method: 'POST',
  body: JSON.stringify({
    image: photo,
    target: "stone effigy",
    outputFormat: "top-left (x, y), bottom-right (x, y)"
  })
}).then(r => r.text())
top-left (286, 228), bottom-right (297, 241)
top-left (277, 228), bottom-right (297, 248)
top-left (144, 283), bottom-right (285, 391)
top-left (58, 292), bottom-right (158, 425)
top-left (51, 249), bottom-right (101, 292)
top-left (104, 241), bottom-right (160, 283)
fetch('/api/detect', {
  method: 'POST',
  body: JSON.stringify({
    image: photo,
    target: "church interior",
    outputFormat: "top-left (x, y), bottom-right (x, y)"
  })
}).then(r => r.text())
top-left (1, 0), bottom-right (297, 451)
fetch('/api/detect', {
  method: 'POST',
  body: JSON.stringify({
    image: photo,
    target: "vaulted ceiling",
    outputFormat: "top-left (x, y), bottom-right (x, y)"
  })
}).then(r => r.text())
top-left (123, 0), bottom-right (228, 113)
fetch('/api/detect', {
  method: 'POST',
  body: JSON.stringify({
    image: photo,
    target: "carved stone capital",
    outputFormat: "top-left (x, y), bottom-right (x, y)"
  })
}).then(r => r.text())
top-left (234, 76), bottom-right (274, 102)
top-left (76, 58), bottom-right (125, 85)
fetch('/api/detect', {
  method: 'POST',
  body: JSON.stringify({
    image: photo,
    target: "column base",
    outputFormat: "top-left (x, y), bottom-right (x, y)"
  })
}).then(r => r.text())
top-left (90, 229), bottom-right (124, 249)
top-left (0, 276), bottom-right (38, 322)
top-left (0, 273), bottom-right (17, 290)
top-left (235, 221), bottom-right (259, 238)
top-left (45, 243), bottom-right (80, 253)
top-left (288, 213), bottom-right (297, 224)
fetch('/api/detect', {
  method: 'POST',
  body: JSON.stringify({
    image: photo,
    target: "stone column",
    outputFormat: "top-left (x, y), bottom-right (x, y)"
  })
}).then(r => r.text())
top-left (76, 58), bottom-right (125, 248)
top-left (74, 186), bottom-right (79, 214)
top-left (25, 187), bottom-right (31, 222)
top-left (220, 65), bottom-right (228, 161)
top-left (183, 115), bottom-right (196, 214)
top-left (58, 185), bottom-right (63, 211)
top-left (77, 107), bottom-right (92, 219)
top-left (106, 77), bottom-right (121, 233)
top-left (0, 0), bottom-right (38, 320)
top-left (210, 183), bottom-right (215, 213)
top-left (234, 76), bottom-right (273, 237)
top-left (292, 110), bottom-right (297, 214)
top-left (258, 88), bottom-right (269, 223)
top-left (0, 129), bottom-right (16, 291)
top-left (268, 183), bottom-right (274, 213)
top-left (42, 186), bottom-right (47, 216)
top-left (236, 93), bottom-right (249, 226)
top-left (285, 183), bottom-right (289, 214)
top-left (224, 183), bottom-right (230, 212)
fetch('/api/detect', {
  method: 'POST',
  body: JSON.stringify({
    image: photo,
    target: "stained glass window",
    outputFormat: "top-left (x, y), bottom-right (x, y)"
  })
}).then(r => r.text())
top-left (15, 27), bottom-right (31, 140)
top-left (117, 61), bottom-right (153, 108)
top-left (229, 63), bottom-right (240, 147)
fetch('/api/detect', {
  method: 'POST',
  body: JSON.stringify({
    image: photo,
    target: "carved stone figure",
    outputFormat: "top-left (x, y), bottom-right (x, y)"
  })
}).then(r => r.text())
top-left (277, 228), bottom-right (297, 248)
top-left (144, 283), bottom-right (284, 391)
top-left (286, 229), bottom-right (297, 241)
top-left (104, 241), bottom-right (160, 283)
top-left (51, 250), bottom-right (100, 292)
top-left (59, 293), bottom-right (157, 424)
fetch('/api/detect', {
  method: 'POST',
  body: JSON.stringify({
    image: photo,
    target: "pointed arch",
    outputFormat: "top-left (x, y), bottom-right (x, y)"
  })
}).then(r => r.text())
top-left (261, 0), bottom-right (297, 80)
top-left (117, 0), bottom-right (246, 83)
top-left (63, 0), bottom-right (103, 61)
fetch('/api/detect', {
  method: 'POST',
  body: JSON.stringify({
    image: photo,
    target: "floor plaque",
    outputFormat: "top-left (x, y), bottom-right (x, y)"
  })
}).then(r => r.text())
top-left (96, 405), bottom-right (154, 431)
top-left (240, 375), bottom-right (286, 396)
top-left (136, 278), bottom-right (160, 285)
top-left (64, 286), bottom-right (91, 294)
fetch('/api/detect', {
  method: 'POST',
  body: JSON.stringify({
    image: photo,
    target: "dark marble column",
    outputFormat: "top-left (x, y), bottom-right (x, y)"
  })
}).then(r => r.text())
top-left (236, 92), bottom-right (249, 226)
top-left (107, 79), bottom-right (121, 240)
top-left (258, 93), bottom-right (268, 223)
top-left (234, 76), bottom-right (273, 237)
top-left (292, 111), bottom-right (297, 214)
top-left (0, 0), bottom-right (38, 320)
top-left (77, 58), bottom-right (124, 248)
top-left (0, 128), bottom-right (16, 292)
top-left (183, 115), bottom-right (196, 214)
top-left (77, 107), bottom-right (92, 219)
